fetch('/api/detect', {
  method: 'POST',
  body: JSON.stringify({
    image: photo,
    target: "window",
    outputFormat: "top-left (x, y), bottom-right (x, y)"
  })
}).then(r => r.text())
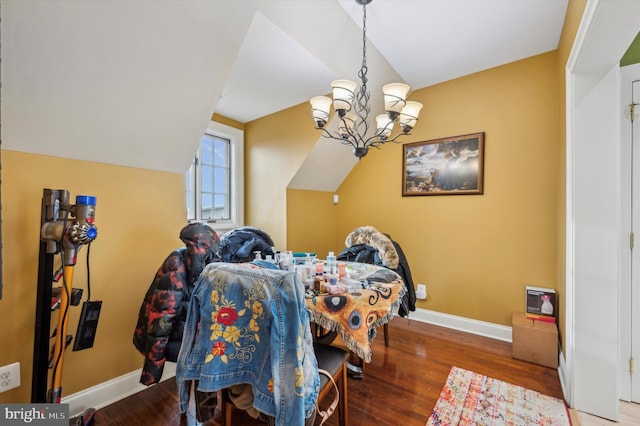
top-left (186, 121), bottom-right (244, 231)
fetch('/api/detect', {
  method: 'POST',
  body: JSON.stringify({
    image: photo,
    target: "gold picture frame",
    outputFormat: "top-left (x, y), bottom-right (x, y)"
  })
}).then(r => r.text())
top-left (402, 132), bottom-right (485, 196)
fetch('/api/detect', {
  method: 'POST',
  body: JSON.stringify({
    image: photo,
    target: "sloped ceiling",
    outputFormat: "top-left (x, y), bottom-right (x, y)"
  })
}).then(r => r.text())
top-left (1, 0), bottom-right (568, 190)
top-left (1, 0), bottom-right (254, 174)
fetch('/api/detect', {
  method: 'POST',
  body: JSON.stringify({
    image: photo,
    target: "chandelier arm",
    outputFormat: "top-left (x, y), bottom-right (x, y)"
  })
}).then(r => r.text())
top-left (352, 118), bottom-right (369, 147)
top-left (387, 132), bottom-right (409, 143)
top-left (363, 127), bottom-right (413, 147)
top-left (316, 127), bottom-right (358, 148)
top-left (354, 90), bottom-right (370, 134)
top-left (364, 138), bottom-right (387, 149)
top-left (338, 110), bottom-right (368, 148)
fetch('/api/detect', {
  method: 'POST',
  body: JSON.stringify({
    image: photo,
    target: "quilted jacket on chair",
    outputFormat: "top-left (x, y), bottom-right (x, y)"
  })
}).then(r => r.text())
top-left (133, 223), bottom-right (220, 385)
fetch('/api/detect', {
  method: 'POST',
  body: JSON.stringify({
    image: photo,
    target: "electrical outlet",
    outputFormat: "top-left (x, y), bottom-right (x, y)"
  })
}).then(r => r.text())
top-left (416, 283), bottom-right (427, 300)
top-left (0, 362), bottom-right (20, 393)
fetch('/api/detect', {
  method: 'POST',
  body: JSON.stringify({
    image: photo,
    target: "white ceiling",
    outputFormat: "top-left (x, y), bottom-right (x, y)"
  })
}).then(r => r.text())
top-left (1, 0), bottom-right (568, 184)
top-left (217, 0), bottom-right (569, 123)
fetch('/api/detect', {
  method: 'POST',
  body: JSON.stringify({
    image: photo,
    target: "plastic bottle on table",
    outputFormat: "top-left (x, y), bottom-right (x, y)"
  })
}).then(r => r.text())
top-left (304, 253), bottom-right (314, 287)
top-left (338, 262), bottom-right (346, 280)
top-left (326, 251), bottom-right (337, 275)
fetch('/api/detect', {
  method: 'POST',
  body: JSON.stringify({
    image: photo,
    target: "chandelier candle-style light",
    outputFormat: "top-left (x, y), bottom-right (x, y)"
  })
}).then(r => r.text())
top-left (310, 0), bottom-right (423, 159)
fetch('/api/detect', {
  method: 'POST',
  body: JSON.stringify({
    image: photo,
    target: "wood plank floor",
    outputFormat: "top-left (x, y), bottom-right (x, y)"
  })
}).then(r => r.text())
top-left (92, 317), bottom-right (567, 425)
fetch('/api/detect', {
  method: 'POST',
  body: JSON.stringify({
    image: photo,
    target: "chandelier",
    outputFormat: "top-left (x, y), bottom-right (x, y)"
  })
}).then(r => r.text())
top-left (310, 0), bottom-right (423, 159)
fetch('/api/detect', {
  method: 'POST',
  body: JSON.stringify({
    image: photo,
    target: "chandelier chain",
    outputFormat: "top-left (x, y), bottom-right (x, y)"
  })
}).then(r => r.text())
top-left (359, 2), bottom-right (368, 86)
top-left (352, 1), bottom-right (371, 147)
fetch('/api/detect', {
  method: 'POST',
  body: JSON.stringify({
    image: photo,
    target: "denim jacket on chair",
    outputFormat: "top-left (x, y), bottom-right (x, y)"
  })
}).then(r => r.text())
top-left (176, 262), bottom-right (320, 425)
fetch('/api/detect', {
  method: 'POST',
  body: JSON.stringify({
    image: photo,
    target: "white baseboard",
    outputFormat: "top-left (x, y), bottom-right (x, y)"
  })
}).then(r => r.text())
top-left (558, 351), bottom-right (571, 404)
top-left (408, 308), bottom-right (512, 342)
top-left (61, 363), bottom-right (176, 418)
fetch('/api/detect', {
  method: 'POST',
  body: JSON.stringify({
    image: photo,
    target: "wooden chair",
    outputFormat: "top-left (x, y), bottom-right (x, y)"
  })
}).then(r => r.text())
top-left (314, 342), bottom-right (349, 426)
top-left (211, 343), bottom-right (349, 426)
top-left (383, 323), bottom-right (389, 346)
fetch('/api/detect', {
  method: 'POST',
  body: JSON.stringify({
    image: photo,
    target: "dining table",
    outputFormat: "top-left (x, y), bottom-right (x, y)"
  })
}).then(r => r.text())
top-left (304, 261), bottom-right (407, 378)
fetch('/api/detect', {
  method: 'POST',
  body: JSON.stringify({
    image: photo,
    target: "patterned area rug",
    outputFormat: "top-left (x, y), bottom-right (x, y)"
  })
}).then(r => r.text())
top-left (427, 366), bottom-right (571, 425)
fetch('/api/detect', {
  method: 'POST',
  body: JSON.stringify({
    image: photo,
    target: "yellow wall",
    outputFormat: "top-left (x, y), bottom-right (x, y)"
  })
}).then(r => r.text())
top-left (244, 103), bottom-right (325, 250)
top-left (286, 189), bottom-right (339, 257)
top-left (249, 52), bottom-right (580, 330)
top-left (337, 52), bottom-right (559, 326)
top-left (212, 113), bottom-right (245, 131)
top-left (257, 53), bottom-right (558, 327)
top-left (0, 150), bottom-right (186, 403)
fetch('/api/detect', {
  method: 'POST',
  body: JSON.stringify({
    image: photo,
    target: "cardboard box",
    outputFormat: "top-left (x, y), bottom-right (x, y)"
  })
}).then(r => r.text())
top-left (512, 312), bottom-right (558, 368)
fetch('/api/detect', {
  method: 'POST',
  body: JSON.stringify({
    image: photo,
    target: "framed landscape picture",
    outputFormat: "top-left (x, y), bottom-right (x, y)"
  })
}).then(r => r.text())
top-left (402, 132), bottom-right (485, 196)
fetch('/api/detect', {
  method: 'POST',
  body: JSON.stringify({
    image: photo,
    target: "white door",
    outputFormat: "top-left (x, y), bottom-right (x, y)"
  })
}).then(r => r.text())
top-left (630, 73), bottom-right (640, 402)
top-left (621, 63), bottom-right (640, 403)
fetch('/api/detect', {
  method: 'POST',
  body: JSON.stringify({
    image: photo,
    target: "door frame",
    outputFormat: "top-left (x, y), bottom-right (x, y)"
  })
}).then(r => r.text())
top-left (565, 0), bottom-right (640, 420)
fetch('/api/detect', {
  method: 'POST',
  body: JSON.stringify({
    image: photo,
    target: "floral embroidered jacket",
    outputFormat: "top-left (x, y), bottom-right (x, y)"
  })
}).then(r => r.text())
top-left (176, 262), bottom-right (319, 425)
top-left (133, 223), bottom-right (220, 385)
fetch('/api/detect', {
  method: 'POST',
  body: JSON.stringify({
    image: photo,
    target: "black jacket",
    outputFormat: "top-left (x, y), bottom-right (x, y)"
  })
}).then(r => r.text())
top-left (217, 226), bottom-right (275, 263)
top-left (133, 223), bottom-right (220, 385)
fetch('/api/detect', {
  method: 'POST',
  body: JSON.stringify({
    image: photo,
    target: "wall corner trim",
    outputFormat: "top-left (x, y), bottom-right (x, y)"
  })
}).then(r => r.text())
top-left (61, 364), bottom-right (177, 418)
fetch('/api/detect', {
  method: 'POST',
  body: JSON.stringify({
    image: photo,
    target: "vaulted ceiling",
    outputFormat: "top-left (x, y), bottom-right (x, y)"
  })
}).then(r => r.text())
top-left (1, 0), bottom-right (568, 186)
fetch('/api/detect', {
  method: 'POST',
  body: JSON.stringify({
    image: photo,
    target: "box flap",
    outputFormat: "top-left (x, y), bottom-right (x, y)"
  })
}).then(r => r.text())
top-left (533, 319), bottom-right (557, 332)
top-left (512, 312), bottom-right (534, 327)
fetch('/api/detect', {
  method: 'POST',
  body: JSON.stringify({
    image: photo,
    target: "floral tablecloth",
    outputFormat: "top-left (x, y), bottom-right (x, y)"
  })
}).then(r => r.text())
top-left (305, 262), bottom-right (406, 362)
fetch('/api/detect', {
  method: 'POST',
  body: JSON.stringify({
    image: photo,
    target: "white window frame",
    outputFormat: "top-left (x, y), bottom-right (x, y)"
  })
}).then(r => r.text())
top-left (187, 121), bottom-right (244, 233)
